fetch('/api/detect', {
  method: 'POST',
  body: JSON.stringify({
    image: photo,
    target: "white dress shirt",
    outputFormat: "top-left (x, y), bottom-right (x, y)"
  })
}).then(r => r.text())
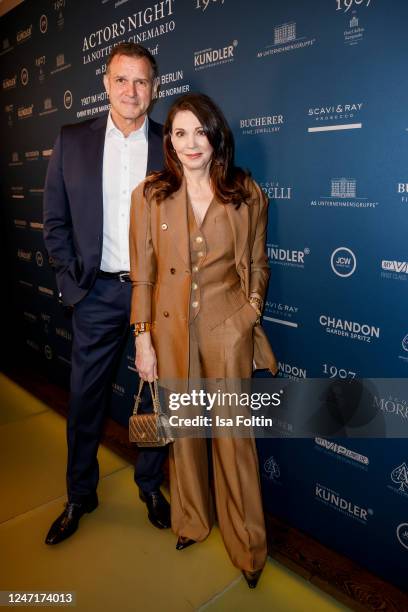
top-left (101, 112), bottom-right (148, 272)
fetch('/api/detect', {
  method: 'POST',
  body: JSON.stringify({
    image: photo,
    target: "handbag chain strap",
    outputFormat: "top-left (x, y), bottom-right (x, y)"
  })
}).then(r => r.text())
top-left (133, 379), bottom-right (161, 415)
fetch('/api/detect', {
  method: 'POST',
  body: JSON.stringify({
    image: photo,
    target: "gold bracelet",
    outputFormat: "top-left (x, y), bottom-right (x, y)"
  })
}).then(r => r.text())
top-left (249, 296), bottom-right (263, 311)
top-left (249, 297), bottom-right (262, 326)
top-left (133, 322), bottom-right (152, 337)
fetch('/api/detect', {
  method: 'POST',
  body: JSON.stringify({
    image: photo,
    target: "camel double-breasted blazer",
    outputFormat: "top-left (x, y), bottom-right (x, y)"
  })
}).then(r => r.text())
top-left (129, 178), bottom-right (278, 380)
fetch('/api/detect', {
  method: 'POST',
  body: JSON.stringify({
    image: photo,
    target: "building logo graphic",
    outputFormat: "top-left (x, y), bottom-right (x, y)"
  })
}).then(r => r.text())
top-left (311, 178), bottom-right (378, 209)
top-left (274, 22), bottom-right (296, 45)
top-left (38, 98), bottom-right (58, 117)
top-left (1, 37), bottom-right (12, 56)
top-left (343, 10), bottom-right (366, 46)
top-left (331, 178), bottom-right (356, 198)
top-left (257, 20), bottom-right (316, 59)
top-left (51, 53), bottom-right (72, 75)
top-left (9, 152), bottom-right (22, 167)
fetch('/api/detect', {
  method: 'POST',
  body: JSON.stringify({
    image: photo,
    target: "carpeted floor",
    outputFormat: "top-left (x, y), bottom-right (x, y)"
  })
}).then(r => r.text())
top-left (0, 373), bottom-right (351, 611)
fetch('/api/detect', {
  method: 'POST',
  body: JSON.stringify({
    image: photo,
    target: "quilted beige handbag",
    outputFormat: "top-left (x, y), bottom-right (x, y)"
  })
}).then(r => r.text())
top-left (129, 379), bottom-right (174, 447)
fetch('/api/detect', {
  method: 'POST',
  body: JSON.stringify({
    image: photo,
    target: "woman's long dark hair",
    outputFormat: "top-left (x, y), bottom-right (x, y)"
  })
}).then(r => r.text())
top-left (144, 93), bottom-right (251, 207)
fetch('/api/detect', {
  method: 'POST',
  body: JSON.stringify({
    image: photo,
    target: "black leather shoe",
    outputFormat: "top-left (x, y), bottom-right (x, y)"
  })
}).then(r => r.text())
top-left (242, 569), bottom-right (263, 589)
top-left (45, 495), bottom-right (98, 545)
top-left (176, 536), bottom-right (196, 550)
top-left (139, 490), bottom-right (171, 529)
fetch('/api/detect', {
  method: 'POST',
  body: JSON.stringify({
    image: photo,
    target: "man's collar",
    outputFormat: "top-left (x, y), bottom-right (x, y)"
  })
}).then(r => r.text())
top-left (106, 112), bottom-right (148, 140)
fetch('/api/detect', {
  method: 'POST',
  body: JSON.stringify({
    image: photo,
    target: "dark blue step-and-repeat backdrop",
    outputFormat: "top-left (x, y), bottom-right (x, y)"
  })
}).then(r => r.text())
top-left (1, 0), bottom-right (407, 591)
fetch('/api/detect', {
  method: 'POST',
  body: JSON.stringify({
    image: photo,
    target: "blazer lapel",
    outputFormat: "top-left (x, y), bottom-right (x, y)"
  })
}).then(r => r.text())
top-left (147, 118), bottom-right (164, 175)
top-left (225, 202), bottom-right (249, 270)
top-left (164, 179), bottom-right (190, 269)
top-left (89, 115), bottom-right (108, 238)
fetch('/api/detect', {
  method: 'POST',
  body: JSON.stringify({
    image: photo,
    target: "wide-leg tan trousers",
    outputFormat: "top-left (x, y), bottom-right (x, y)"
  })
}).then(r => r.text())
top-left (169, 304), bottom-right (267, 572)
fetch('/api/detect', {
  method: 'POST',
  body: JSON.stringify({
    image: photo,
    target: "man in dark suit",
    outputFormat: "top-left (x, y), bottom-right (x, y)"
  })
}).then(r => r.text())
top-left (43, 43), bottom-right (170, 545)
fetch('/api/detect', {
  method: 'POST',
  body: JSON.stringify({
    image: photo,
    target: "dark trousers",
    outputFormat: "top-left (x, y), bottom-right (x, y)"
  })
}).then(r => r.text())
top-left (67, 277), bottom-right (167, 503)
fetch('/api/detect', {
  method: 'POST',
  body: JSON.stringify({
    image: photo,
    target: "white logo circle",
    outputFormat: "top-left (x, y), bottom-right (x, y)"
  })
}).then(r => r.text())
top-left (396, 523), bottom-right (408, 550)
top-left (20, 68), bottom-right (28, 86)
top-left (40, 15), bottom-right (48, 34)
top-left (63, 90), bottom-right (73, 109)
top-left (331, 247), bottom-right (356, 278)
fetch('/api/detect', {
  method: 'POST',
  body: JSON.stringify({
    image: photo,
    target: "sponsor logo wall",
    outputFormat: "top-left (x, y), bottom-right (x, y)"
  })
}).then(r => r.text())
top-left (1, 0), bottom-right (407, 592)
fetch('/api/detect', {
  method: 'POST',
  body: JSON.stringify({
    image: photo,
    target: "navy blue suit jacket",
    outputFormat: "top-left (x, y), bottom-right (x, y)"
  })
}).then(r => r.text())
top-left (43, 114), bottom-right (163, 306)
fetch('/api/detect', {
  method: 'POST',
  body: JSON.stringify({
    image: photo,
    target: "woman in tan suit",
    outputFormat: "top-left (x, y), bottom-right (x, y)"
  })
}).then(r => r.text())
top-left (130, 93), bottom-right (277, 588)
